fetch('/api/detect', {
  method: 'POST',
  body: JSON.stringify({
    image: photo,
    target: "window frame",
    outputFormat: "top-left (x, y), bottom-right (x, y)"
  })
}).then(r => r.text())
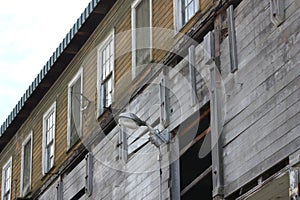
top-left (131, 0), bottom-right (153, 78)
top-left (20, 132), bottom-right (33, 197)
top-left (97, 29), bottom-right (115, 117)
top-left (42, 102), bottom-right (56, 176)
top-left (1, 157), bottom-right (12, 200)
top-left (174, 0), bottom-right (199, 31)
top-left (67, 68), bottom-right (83, 149)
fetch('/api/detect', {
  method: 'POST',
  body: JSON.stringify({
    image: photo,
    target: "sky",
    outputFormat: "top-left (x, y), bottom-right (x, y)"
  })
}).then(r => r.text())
top-left (0, 0), bottom-right (91, 124)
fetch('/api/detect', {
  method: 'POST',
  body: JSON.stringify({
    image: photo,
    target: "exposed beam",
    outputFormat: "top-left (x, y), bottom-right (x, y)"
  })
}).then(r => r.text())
top-left (181, 165), bottom-right (212, 196)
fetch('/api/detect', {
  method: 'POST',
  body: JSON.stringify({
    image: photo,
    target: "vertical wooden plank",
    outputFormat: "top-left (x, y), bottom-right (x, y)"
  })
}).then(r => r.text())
top-left (210, 64), bottom-right (224, 199)
top-left (118, 126), bottom-right (128, 162)
top-left (160, 68), bottom-right (169, 127)
top-left (85, 152), bottom-right (93, 197)
top-left (204, 31), bottom-right (215, 65)
top-left (214, 13), bottom-right (222, 71)
top-left (57, 176), bottom-right (63, 200)
top-left (227, 5), bottom-right (238, 73)
top-left (289, 168), bottom-right (300, 199)
top-left (170, 136), bottom-right (180, 200)
top-left (270, 0), bottom-right (285, 26)
top-left (188, 45), bottom-right (197, 106)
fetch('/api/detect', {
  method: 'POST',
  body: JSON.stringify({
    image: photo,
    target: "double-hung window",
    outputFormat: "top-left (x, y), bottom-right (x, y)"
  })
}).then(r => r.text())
top-left (132, 0), bottom-right (152, 78)
top-left (1, 157), bottom-right (12, 200)
top-left (97, 30), bottom-right (114, 116)
top-left (174, 0), bottom-right (199, 31)
top-left (42, 102), bottom-right (56, 175)
top-left (20, 133), bottom-right (32, 197)
top-left (68, 69), bottom-right (83, 148)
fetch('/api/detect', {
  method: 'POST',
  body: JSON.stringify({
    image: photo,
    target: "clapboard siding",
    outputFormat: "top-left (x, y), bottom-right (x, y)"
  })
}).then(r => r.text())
top-left (222, 0), bottom-right (300, 196)
top-left (38, 179), bottom-right (58, 200)
top-left (0, 0), bottom-right (216, 198)
top-left (63, 159), bottom-right (86, 199)
top-left (90, 125), bottom-right (169, 200)
top-left (168, 41), bottom-right (210, 131)
top-left (224, 0), bottom-right (299, 127)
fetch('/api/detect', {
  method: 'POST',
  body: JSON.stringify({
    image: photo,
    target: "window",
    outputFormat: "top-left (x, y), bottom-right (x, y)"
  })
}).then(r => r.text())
top-left (42, 102), bottom-right (56, 175)
top-left (20, 132), bottom-right (33, 197)
top-left (1, 157), bottom-right (12, 200)
top-left (174, 0), bottom-right (199, 31)
top-left (132, 0), bottom-right (152, 78)
top-left (68, 68), bottom-right (83, 148)
top-left (97, 30), bottom-right (114, 116)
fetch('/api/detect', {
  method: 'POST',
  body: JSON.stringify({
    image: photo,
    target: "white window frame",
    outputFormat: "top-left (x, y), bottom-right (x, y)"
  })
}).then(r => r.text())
top-left (174, 0), bottom-right (199, 31)
top-left (42, 102), bottom-right (56, 176)
top-left (1, 157), bottom-right (12, 200)
top-left (67, 68), bottom-right (83, 149)
top-left (20, 132), bottom-right (33, 197)
top-left (97, 29), bottom-right (115, 117)
top-left (131, 0), bottom-right (153, 78)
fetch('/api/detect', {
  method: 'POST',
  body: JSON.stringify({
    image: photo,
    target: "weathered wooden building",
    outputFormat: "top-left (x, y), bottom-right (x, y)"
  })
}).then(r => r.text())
top-left (0, 0), bottom-right (299, 199)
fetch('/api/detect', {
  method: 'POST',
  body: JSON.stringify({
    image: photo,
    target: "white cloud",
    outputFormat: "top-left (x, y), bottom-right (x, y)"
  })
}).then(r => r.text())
top-left (0, 0), bottom-right (91, 124)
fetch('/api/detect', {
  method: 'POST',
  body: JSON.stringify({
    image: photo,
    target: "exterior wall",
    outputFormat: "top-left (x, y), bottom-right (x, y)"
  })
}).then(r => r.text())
top-left (220, 0), bottom-right (300, 196)
top-left (3, 0), bottom-right (299, 199)
top-left (0, 0), bottom-right (214, 199)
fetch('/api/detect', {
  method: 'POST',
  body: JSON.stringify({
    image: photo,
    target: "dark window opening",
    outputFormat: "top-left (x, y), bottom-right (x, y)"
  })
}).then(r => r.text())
top-left (177, 105), bottom-right (213, 200)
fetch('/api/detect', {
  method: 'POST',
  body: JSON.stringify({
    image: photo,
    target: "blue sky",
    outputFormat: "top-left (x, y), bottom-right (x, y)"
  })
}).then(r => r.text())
top-left (0, 0), bottom-right (90, 124)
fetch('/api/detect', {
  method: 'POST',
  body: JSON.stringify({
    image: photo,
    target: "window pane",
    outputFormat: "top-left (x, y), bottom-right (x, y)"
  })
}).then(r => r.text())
top-left (107, 78), bottom-right (112, 106)
top-left (23, 138), bottom-right (31, 192)
top-left (181, 0), bottom-right (197, 25)
top-left (70, 77), bottom-right (81, 147)
top-left (135, 0), bottom-right (151, 68)
top-left (5, 166), bottom-right (11, 193)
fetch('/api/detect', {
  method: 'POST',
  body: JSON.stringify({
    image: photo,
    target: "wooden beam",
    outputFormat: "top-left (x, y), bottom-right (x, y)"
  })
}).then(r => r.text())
top-left (181, 165), bottom-right (212, 196)
top-left (180, 127), bottom-right (211, 156)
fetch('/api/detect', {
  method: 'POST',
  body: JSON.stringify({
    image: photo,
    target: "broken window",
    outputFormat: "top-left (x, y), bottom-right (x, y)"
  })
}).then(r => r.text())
top-left (68, 69), bottom-right (83, 148)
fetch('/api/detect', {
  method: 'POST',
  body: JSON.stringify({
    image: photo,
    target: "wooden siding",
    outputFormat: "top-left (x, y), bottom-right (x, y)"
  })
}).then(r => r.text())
top-left (90, 125), bottom-right (170, 200)
top-left (0, 0), bottom-right (214, 199)
top-left (221, 0), bottom-right (300, 196)
top-left (38, 179), bottom-right (59, 200)
top-left (63, 159), bottom-right (86, 199)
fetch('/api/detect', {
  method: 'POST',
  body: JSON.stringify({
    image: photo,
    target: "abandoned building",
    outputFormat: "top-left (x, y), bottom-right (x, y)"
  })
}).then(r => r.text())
top-left (0, 0), bottom-right (299, 199)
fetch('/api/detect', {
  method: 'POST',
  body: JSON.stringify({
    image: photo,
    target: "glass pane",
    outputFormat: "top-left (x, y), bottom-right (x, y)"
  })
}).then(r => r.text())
top-left (107, 78), bottom-right (112, 106)
top-left (188, 3), bottom-right (194, 19)
top-left (46, 147), bottom-right (50, 171)
top-left (5, 167), bottom-right (11, 193)
top-left (135, 0), bottom-right (151, 67)
top-left (70, 77), bottom-right (81, 147)
top-left (102, 50), bottom-right (105, 65)
top-left (23, 139), bottom-right (31, 190)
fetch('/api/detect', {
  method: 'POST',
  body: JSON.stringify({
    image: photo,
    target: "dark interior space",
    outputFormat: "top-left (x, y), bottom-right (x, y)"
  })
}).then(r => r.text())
top-left (181, 172), bottom-right (213, 200)
top-left (178, 106), bottom-right (212, 200)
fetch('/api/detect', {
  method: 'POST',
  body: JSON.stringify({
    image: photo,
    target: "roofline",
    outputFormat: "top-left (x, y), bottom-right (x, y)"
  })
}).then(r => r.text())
top-left (0, 0), bottom-right (116, 152)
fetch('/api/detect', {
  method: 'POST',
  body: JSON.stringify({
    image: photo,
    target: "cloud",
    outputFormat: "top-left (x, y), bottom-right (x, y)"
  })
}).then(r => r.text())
top-left (0, 0), bottom-right (90, 123)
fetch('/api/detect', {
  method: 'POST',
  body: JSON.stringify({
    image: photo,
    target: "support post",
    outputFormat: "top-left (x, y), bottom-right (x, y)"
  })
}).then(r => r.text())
top-left (210, 64), bottom-right (224, 200)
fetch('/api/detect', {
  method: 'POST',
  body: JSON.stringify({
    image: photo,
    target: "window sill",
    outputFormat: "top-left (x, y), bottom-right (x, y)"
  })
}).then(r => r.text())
top-left (41, 165), bottom-right (56, 180)
top-left (66, 139), bottom-right (81, 154)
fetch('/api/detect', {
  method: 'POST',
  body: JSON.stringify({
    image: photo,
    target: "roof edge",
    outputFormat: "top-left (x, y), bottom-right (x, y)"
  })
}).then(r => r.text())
top-left (0, 0), bottom-right (107, 137)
